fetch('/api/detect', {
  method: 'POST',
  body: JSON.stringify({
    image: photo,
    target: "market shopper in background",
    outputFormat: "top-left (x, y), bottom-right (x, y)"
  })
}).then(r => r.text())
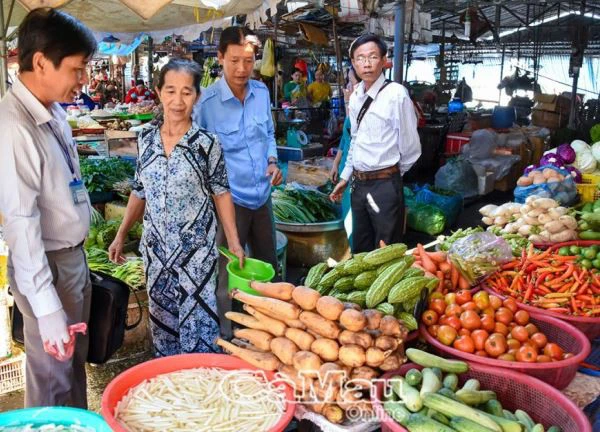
top-left (124, 78), bottom-right (155, 103)
top-left (108, 59), bottom-right (244, 356)
top-left (307, 69), bottom-right (332, 106)
top-left (330, 34), bottom-right (421, 253)
top-left (283, 69), bottom-right (307, 103)
top-left (194, 26), bottom-right (282, 339)
top-left (0, 8), bottom-right (96, 408)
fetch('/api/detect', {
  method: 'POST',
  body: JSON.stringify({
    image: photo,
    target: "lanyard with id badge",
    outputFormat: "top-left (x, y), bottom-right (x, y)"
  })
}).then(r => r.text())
top-left (48, 123), bottom-right (88, 205)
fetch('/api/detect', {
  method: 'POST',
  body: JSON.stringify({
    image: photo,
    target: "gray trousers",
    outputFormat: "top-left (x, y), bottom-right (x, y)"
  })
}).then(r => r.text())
top-left (216, 199), bottom-right (278, 339)
top-left (8, 246), bottom-right (91, 408)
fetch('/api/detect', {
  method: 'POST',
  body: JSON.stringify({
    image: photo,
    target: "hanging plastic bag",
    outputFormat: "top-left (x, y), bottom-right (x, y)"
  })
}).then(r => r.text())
top-left (406, 202), bottom-right (446, 236)
top-left (434, 157), bottom-right (479, 198)
top-left (513, 165), bottom-right (577, 205)
top-left (414, 185), bottom-right (463, 226)
top-left (448, 232), bottom-right (513, 284)
top-left (260, 38), bottom-right (275, 77)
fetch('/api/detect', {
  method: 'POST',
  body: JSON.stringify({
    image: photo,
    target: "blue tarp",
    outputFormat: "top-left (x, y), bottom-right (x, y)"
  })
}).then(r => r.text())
top-left (97, 33), bottom-right (146, 56)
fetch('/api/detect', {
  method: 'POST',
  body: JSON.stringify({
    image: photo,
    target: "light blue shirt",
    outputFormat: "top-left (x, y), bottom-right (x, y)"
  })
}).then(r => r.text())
top-left (194, 78), bottom-right (277, 210)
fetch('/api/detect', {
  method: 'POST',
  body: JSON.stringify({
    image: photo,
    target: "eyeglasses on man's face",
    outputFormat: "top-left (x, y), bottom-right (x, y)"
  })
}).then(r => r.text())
top-left (354, 55), bottom-right (381, 65)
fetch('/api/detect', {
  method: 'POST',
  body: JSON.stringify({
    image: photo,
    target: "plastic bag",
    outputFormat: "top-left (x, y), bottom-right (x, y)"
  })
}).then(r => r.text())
top-left (294, 403), bottom-right (379, 432)
top-left (406, 202), bottom-right (446, 235)
top-left (414, 185), bottom-right (463, 226)
top-left (448, 232), bottom-right (513, 284)
top-left (513, 165), bottom-right (577, 205)
top-left (461, 129), bottom-right (497, 159)
top-left (260, 38), bottom-right (275, 77)
top-left (43, 322), bottom-right (87, 362)
top-left (434, 157), bottom-right (479, 198)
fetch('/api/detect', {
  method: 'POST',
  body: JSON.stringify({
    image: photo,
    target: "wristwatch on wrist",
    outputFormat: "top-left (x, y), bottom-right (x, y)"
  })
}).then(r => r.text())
top-left (268, 158), bottom-right (278, 166)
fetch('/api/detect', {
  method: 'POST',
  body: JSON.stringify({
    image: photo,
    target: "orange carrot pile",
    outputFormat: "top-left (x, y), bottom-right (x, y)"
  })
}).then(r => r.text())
top-left (412, 244), bottom-right (471, 294)
top-left (486, 245), bottom-right (600, 317)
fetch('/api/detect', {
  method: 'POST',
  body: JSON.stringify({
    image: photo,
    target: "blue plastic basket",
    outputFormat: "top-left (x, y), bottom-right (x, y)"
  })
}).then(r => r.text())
top-left (579, 338), bottom-right (600, 377)
top-left (0, 407), bottom-right (111, 431)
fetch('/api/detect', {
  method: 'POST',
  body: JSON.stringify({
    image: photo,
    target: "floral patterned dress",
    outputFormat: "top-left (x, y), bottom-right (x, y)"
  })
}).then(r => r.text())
top-left (132, 123), bottom-right (228, 356)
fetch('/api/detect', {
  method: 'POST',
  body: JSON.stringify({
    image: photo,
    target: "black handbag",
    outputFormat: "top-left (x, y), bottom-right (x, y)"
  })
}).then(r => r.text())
top-left (11, 270), bottom-right (143, 364)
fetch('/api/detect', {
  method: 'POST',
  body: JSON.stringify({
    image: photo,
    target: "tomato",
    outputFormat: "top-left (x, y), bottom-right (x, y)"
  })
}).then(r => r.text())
top-left (444, 292), bottom-right (457, 305)
top-left (421, 310), bottom-right (438, 326)
top-left (429, 292), bottom-right (444, 301)
top-left (516, 345), bottom-right (538, 362)
top-left (489, 295), bottom-right (503, 310)
top-left (480, 315), bottom-right (496, 332)
top-left (530, 332), bottom-right (548, 349)
top-left (511, 325), bottom-right (530, 343)
top-left (484, 333), bottom-right (507, 357)
top-left (427, 324), bottom-right (440, 337)
top-left (536, 355), bottom-right (552, 363)
top-left (445, 303), bottom-right (463, 318)
top-left (460, 310), bottom-right (481, 330)
top-left (471, 329), bottom-right (489, 351)
top-left (563, 352), bottom-right (574, 360)
top-left (438, 316), bottom-right (449, 326)
top-left (525, 323), bottom-right (539, 336)
top-left (475, 350), bottom-right (488, 357)
top-left (521, 339), bottom-right (538, 350)
top-left (462, 301), bottom-right (478, 311)
top-left (453, 335), bottom-right (475, 353)
top-left (480, 307), bottom-right (496, 317)
top-left (445, 315), bottom-right (462, 331)
top-left (543, 343), bottom-right (564, 360)
top-left (429, 298), bottom-right (447, 316)
top-left (508, 348), bottom-right (519, 357)
top-left (495, 307), bottom-right (514, 325)
top-left (437, 325), bottom-right (457, 346)
top-left (455, 290), bottom-right (472, 305)
top-left (506, 338), bottom-right (521, 351)
top-left (498, 353), bottom-right (516, 361)
top-left (494, 321), bottom-right (509, 337)
top-left (514, 310), bottom-right (530, 326)
top-left (503, 297), bottom-right (518, 313)
top-left (458, 328), bottom-right (471, 337)
top-left (473, 291), bottom-right (490, 310)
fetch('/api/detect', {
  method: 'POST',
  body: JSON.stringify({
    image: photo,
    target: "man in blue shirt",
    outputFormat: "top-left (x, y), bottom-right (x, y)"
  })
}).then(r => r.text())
top-left (194, 26), bottom-right (282, 338)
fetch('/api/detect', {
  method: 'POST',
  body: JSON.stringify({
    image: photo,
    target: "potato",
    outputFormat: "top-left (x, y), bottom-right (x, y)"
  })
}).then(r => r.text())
top-left (343, 302), bottom-right (361, 311)
top-left (517, 176), bottom-right (533, 186)
top-left (338, 344), bottom-right (366, 368)
top-left (270, 337), bottom-right (299, 366)
top-left (379, 352), bottom-right (402, 371)
top-left (311, 338), bottom-right (339, 362)
top-left (292, 286), bottom-right (321, 311)
top-left (337, 387), bottom-right (363, 410)
top-left (339, 309), bottom-right (368, 332)
top-left (293, 351), bottom-right (322, 378)
top-left (278, 364), bottom-right (313, 393)
top-left (351, 366), bottom-right (379, 384)
top-left (300, 311), bottom-right (341, 339)
top-left (318, 362), bottom-right (346, 388)
top-left (285, 328), bottom-right (315, 351)
top-left (375, 335), bottom-right (399, 351)
top-left (338, 330), bottom-right (373, 349)
top-left (365, 347), bottom-right (388, 367)
top-left (322, 404), bottom-right (344, 424)
top-left (314, 379), bottom-right (339, 403)
top-left (380, 315), bottom-right (403, 336)
top-left (316, 296), bottom-right (344, 321)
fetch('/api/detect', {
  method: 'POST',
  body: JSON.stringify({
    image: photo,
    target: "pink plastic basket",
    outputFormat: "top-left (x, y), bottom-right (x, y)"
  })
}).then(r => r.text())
top-left (419, 311), bottom-right (591, 389)
top-left (483, 284), bottom-right (600, 341)
top-left (372, 362), bottom-right (592, 432)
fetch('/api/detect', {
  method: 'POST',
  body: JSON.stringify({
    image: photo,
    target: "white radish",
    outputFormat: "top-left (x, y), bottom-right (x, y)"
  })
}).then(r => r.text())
top-left (559, 215), bottom-right (578, 230)
top-left (544, 221), bottom-right (564, 234)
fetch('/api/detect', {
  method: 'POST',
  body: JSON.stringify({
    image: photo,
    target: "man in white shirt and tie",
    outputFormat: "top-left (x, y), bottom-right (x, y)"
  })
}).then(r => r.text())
top-left (330, 34), bottom-right (421, 253)
top-left (0, 8), bottom-right (96, 407)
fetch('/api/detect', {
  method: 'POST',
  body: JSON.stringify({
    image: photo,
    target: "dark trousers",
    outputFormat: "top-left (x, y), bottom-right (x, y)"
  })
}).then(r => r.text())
top-left (216, 198), bottom-right (278, 338)
top-left (351, 173), bottom-right (404, 253)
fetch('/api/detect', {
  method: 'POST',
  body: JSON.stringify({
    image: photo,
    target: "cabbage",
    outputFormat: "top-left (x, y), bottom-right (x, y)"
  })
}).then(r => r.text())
top-left (565, 165), bottom-right (582, 183)
top-left (571, 139), bottom-right (590, 154)
top-left (557, 143), bottom-right (576, 164)
top-left (539, 152), bottom-right (564, 168)
top-left (592, 141), bottom-right (600, 162)
top-left (573, 149), bottom-right (597, 173)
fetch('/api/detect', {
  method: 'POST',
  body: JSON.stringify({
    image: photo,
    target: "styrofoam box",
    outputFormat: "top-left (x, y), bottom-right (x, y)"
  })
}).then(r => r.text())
top-left (478, 172), bottom-right (495, 195)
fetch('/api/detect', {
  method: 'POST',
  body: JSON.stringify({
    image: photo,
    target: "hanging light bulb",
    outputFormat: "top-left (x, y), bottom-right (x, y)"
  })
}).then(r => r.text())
top-left (464, 11), bottom-right (471, 37)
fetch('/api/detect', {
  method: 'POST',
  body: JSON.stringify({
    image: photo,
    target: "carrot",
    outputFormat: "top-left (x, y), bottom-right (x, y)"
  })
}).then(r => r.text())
top-left (417, 243), bottom-right (437, 274)
top-left (216, 338), bottom-right (280, 370)
top-left (249, 280), bottom-right (295, 301)
top-left (412, 263), bottom-right (426, 271)
top-left (436, 270), bottom-right (444, 292)
top-left (427, 251), bottom-right (447, 264)
top-left (450, 264), bottom-right (459, 291)
top-left (458, 274), bottom-right (470, 290)
top-left (244, 305), bottom-right (287, 336)
top-left (438, 261), bottom-right (451, 274)
top-left (231, 289), bottom-right (300, 320)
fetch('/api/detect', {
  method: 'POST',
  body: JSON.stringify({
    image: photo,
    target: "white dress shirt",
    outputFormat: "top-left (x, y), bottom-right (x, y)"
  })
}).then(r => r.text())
top-left (0, 78), bottom-right (90, 317)
top-left (340, 73), bottom-right (422, 181)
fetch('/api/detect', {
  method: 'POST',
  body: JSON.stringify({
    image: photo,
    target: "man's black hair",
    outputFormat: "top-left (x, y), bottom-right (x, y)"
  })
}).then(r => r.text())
top-left (349, 34), bottom-right (387, 59)
top-left (18, 8), bottom-right (96, 72)
top-left (218, 26), bottom-right (261, 55)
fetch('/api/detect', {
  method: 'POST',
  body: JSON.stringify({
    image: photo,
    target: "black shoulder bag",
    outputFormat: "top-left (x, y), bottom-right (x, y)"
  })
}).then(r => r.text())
top-left (355, 79), bottom-right (393, 129)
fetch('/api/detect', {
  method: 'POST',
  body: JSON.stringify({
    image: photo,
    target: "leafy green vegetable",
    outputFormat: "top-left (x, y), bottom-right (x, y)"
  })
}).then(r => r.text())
top-left (590, 123), bottom-right (600, 143)
top-left (80, 157), bottom-right (135, 193)
top-left (272, 185), bottom-right (338, 223)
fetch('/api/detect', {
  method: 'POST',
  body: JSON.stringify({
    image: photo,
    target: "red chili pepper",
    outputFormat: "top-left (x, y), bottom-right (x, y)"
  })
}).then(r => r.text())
top-left (547, 307), bottom-right (569, 314)
top-left (577, 281), bottom-right (589, 295)
top-left (524, 283), bottom-right (535, 301)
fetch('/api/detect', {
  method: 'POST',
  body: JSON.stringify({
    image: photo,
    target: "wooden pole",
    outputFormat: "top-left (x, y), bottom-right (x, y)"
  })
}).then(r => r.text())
top-left (332, 16), bottom-right (345, 112)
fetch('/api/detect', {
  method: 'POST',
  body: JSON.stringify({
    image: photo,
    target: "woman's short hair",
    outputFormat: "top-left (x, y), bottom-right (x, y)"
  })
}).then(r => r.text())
top-left (157, 58), bottom-right (202, 93)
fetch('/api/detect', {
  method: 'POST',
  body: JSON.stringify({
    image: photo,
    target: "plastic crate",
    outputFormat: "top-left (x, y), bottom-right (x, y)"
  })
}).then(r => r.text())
top-left (444, 132), bottom-right (470, 154)
top-left (577, 183), bottom-right (600, 203)
top-left (582, 172), bottom-right (600, 185)
top-left (0, 348), bottom-right (25, 395)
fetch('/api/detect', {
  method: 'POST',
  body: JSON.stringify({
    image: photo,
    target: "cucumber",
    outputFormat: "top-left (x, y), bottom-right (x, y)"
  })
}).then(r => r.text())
top-left (390, 377), bottom-right (423, 412)
top-left (318, 266), bottom-right (342, 289)
top-left (363, 243), bottom-right (408, 266)
top-left (396, 311), bottom-right (418, 331)
top-left (376, 302), bottom-right (395, 316)
top-left (477, 410), bottom-right (523, 432)
top-left (427, 409), bottom-right (450, 425)
top-left (484, 400), bottom-right (504, 417)
top-left (451, 416), bottom-right (497, 432)
top-left (406, 348), bottom-right (469, 373)
top-left (405, 368), bottom-right (422, 387)
top-left (455, 389), bottom-right (497, 406)
top-left (515, 409), bottom-right (535, 431)
top-left (383, 400), bottom-right (410, 425)
top-left (461, 378), bottom-right (481, 391)
top-left (403, 413), bottom-right (456, 432)
top-left (305, 263), bottom-right (328, 288)
top-left (333, 275), bottom-right (355, 292)
top-left (503, 410), bottom-right (518, 421)
top-left (437, 388), bottom-right (459, 401)
top-left (420, 368), bottom-right (443, 397)
top-left (431, 367), bottom-right (443, 381)
top-left (531, 424), bottom-right (545, 432)
top-left (354, 269), bottom-right (378, 290)
top-left (366, 259), bottom-right (413, 307)
top-left (546, 427), bottom-right (561, 432)
top-left (422, 393), bottom-right (503, 432)
top-left (442, 373), bottom-right (459, 391)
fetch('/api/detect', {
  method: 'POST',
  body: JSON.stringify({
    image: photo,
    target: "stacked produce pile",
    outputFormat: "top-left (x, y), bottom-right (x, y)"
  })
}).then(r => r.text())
top-left (217, 281), bottom-right (410, 424)
top-left (486, 246), bottom-right (600, 316)
top-left (578, 198), bottom-right (600, 240)
top-left (383, 349), bottom-right (564, 431)
top-left (439, 226), bottom-right (531, 258)
top-left (272, 185), bottom-right (338, 223)
top-left (80, 157), bottom-right (135, 195)
top-left (421, 290), bottom-right (572, 361)
top-left (480, 196), bottom-right (578, 243)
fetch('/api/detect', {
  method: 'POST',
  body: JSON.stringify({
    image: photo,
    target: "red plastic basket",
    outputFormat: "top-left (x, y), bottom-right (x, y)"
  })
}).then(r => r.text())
top-left (101, 353), bottom-right (295, 432)
top-left (372, 362), bottom-right (592, 432)
top-left (532, 239), bottom-right (600, 251)
top-left (419, 311), bottom-right (591, 389)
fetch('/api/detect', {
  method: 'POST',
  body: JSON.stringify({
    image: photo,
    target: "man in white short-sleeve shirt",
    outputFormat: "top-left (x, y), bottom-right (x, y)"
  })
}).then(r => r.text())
top-left (0, 8), bottom-right (96, 407)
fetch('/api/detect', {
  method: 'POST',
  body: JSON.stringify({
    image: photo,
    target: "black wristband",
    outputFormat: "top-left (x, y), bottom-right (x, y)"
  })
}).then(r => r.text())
top-left (268, 160), bottom-right (278, 165)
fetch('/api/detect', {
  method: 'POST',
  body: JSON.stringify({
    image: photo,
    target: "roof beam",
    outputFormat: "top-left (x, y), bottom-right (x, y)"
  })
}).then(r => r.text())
top-left (501, 5), bottom-right (528, 26)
